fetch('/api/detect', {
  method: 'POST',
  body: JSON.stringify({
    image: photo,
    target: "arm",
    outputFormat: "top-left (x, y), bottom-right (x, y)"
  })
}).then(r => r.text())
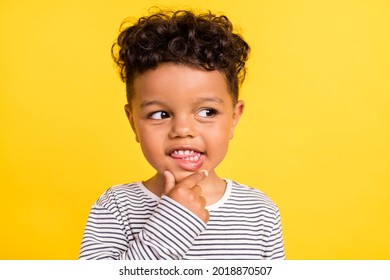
top-left (79, 195), bottom-right (206, 260)
top-left (263, 207), bottom-right (286, 260)
top-left (80, 170), bottom-right (209, 260)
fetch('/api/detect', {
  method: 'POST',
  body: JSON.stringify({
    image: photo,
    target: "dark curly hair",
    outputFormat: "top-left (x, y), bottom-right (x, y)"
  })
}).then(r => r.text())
top-left (111, 9), bottom-right (250, 104)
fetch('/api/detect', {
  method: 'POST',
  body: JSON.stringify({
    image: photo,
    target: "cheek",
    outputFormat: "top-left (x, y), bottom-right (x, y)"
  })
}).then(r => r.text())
top-left (138, 139), bottom-right (156, 159)
top-left (136, 124), bottom-right (166, 145)
top-left (138, 139), bottom-right (165, 173)
top-left (213, 119), bottom-right (234, 139)
top-left (205, 124), bottom-right (232, 153)
top-left (137, 125), bottom-right (173, 170)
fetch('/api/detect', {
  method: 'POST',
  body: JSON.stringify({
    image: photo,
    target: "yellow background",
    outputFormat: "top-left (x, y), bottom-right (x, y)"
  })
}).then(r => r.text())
top-left (1, 0), bottom-right (389, 260)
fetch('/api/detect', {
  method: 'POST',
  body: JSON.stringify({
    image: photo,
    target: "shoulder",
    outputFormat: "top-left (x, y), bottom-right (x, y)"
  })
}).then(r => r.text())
top-left (226, 180), bottom-right (280, 214)
top-left (94, 182), bottom-right (156, 209)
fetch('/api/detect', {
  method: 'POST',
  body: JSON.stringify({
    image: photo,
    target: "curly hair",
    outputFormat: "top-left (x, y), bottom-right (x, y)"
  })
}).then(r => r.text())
top-left (111, 9), bottom-right (250, 104)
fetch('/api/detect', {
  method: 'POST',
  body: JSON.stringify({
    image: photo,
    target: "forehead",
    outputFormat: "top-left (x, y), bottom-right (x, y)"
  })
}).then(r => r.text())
top-left (132, 63), bottom-right (232, 105)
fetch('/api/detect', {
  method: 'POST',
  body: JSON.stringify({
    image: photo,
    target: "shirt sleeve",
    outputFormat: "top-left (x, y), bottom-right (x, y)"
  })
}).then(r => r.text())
top-left (79, 195), bottom-right (207, 260)
top-left (263, 206), bottom-right (286, 260)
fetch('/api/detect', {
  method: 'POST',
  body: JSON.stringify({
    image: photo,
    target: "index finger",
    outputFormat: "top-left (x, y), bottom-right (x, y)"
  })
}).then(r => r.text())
top-left (176, 170), bottom-right (208, 189)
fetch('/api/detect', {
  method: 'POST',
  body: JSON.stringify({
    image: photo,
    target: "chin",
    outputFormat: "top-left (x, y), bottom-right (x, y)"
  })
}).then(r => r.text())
top-left (172, 169), bottom-right (198, 183)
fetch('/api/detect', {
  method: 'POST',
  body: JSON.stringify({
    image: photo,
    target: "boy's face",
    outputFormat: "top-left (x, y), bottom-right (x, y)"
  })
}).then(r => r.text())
top-left (125, 63), bottom-right (244, 183)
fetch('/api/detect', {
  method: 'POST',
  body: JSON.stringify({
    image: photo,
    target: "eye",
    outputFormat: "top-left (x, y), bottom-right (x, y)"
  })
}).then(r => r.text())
top-left (148, 111), bottom-right (170, 120)
top-left (197, 108), bottom-right (217, 118)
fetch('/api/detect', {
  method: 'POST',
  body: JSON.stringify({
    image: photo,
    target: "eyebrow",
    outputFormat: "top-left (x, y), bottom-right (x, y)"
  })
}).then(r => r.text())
top-left (140, 100), bottom-right (167, 109)
top-left (140, 97), bottom-right (224, 109)
top-left (196, 97), bottom-right (224, 105)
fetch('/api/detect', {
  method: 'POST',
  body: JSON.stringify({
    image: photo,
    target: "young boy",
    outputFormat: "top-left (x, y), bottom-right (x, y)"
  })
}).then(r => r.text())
top-left (79, 9), bottom-right (285, 260)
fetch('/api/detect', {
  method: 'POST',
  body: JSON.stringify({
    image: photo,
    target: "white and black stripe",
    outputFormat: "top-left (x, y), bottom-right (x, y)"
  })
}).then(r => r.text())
top-left (79, 180), bottom-right (285, 260)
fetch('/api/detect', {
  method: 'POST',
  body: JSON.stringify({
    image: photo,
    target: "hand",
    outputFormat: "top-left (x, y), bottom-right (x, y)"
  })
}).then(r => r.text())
top-left (163, 170), bottom-right (210, 223)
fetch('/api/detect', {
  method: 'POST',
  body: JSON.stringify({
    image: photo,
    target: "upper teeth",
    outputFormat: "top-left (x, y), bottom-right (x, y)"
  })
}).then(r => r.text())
top-left (174, 150), bottom-right (194, 155)
top-left (172, 150), bottom-right (201, 161)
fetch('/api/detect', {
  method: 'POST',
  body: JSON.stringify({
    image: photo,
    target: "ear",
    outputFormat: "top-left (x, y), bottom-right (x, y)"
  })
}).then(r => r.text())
top-left (124, 104), bottom-right (139, 143)
top-left (229, 100), bottom-right (245, 139)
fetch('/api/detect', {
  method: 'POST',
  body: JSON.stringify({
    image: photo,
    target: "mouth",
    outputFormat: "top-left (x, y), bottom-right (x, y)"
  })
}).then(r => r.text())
top-left (168, 149), bottom-right (205, 171)
top-left (170, 149), bottom-right (203, 161)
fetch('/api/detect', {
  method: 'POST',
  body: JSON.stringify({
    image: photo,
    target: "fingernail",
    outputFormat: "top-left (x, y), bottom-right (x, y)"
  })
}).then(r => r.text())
top-left (200, 169), bottom-right (209, 177)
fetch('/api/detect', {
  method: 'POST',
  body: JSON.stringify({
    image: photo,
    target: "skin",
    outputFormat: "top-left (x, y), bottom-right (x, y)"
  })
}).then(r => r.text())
top-left (125, 63), bottom-right (244, 223)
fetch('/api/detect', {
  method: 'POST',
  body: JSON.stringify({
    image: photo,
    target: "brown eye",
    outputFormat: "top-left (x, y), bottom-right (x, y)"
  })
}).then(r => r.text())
top-left (197, 108), bottom-right (217, 117)
top-left (149, 111), bottom-right (170, 119)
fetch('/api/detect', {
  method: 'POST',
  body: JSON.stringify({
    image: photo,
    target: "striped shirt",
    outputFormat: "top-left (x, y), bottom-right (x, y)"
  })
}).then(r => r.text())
top-left (79, 180), bottom-right (285, 260)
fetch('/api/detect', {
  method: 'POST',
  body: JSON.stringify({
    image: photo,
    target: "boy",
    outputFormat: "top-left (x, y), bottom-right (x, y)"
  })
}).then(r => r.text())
top-left (79, 9), bottom-right (285, 260)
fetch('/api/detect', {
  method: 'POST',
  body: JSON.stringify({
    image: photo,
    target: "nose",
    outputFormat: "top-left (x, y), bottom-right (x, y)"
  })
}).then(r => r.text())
top-left (168, 115), bottom-right (196, 139)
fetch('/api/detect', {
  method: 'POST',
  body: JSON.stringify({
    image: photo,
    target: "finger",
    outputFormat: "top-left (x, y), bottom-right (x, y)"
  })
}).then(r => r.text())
top-left (199, 208), bottom-right (210, 224)
top-left (203, 209), bottom-right (210, 223)
top-left (163, 170), bottom-right (176, 194)
top-left (176, 170), bottom-right (208, 189)
top-left (191, 184), bottom-right (203, 196)
top-left (198, 195), bottom-right (207, 208)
